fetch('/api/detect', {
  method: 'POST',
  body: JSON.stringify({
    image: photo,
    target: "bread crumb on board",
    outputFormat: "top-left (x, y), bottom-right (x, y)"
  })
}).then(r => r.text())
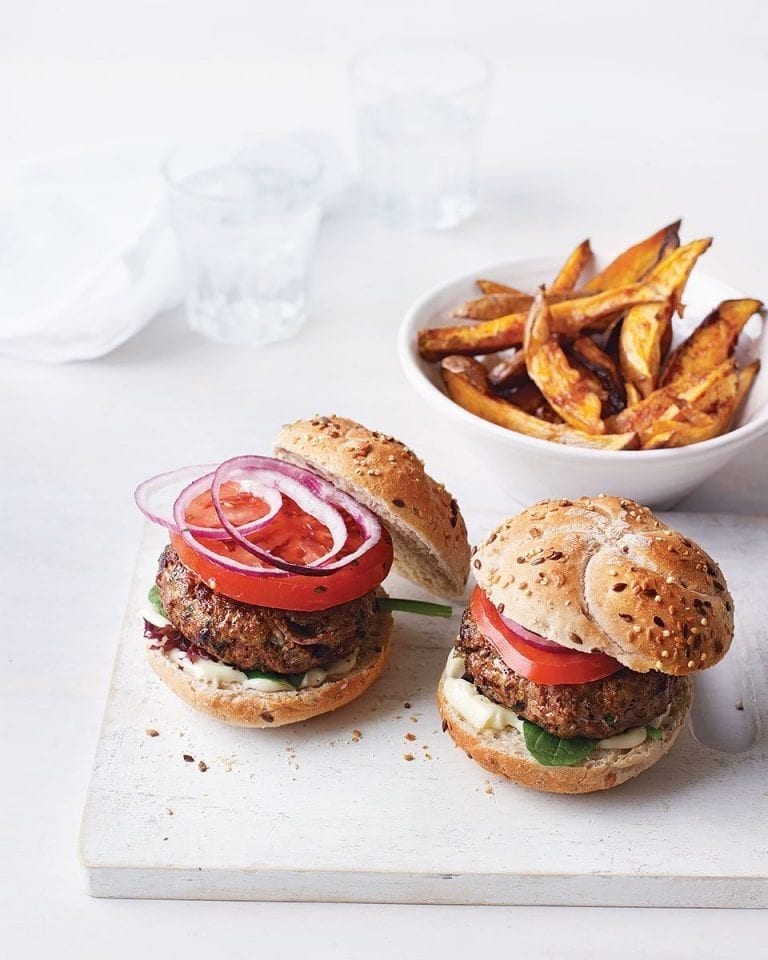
top-left (145, 728), bottom-right (159, 737)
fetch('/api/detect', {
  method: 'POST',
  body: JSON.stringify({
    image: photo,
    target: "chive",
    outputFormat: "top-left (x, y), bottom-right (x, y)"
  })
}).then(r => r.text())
top-left (376, 597), bottom-right (453, 618)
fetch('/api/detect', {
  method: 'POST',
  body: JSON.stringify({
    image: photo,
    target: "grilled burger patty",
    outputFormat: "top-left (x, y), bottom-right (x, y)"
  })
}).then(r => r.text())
top-left (156, 546), bottom-right (378, 674)
top-left (456, 608), bottom-right (682, 740)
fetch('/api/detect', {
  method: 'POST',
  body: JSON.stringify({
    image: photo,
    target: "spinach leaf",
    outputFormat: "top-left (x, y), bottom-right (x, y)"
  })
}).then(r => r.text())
top-left (645, 725), bottom-right (662, 740)
top-left (244, 669), bottom-right (303, 688)
top-left (523, 720), bottom-right (597, 766)
top-left (148, 584), bottom-right (167, 618)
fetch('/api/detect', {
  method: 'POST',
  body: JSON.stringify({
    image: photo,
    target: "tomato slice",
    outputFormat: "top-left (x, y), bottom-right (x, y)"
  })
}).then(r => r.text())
top-left (470, 587), bottom-right (622, 685)
top-left (171, 485), bottom-right (393, 611)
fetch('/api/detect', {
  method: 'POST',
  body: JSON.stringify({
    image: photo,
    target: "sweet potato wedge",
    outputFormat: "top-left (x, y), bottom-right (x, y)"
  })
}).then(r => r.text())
top-left (418, 282), bottom-right (663, 361)
top-left (583, 220), bottom-right (681, 293)
top-left (734, 360), bottom-right (760, 414)
top-left (524, 292), bottom-right (605, 434)
top-left (624, 381), bottom-right (642, 408)
top-left (494, 379), bottom-right (562, 422)
top-left (440, 356), bottom-right (637, 449)
top-left (608, 361), bottom-right (738, 446)
top-left (660, 298), bottom-right (763, 389)
top-left (618, 238), bottom-right (713, 397)
top-left (488, 350), bottom-right (528, 389)
top-left (551, 239), bottom-right (593, 293)
top-left (568, 336), bottom-right (626, 417)
top-left (452, 289), bottom-right (588, 322)
top-left (476, 279), bottom-right (526, 296)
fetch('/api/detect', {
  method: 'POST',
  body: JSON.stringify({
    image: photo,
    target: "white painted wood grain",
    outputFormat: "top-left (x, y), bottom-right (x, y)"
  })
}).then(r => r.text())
top-left (80, 512), bottom-right (768, 906)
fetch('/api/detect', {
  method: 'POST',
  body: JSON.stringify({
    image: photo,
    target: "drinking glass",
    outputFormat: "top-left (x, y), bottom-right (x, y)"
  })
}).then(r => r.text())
top-left (350, 41), bottom-right (491, 231)
top-left (164, 139), bottom-right (323, 346)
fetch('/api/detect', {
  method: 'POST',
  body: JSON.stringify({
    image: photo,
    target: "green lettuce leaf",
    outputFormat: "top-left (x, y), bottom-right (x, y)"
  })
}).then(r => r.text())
top-left (645, 725), bottom-right (662, 740)
top-left (523, 721), bottom-right (597, 766)
top-left (148, 584), bottom-right (167, 618)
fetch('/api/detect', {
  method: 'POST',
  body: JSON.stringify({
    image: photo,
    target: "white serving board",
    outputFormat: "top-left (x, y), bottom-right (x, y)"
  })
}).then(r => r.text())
top-left (81, 512), bottom-right (768, 907)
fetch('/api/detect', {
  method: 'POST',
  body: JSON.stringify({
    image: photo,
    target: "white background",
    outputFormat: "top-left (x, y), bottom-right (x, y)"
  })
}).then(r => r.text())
top-left (2, 1), bottom-right (768, 957)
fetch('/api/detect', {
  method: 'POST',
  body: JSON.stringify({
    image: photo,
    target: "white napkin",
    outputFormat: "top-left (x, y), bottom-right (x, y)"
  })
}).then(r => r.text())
top-left (0, 146), bottom-right (183, 363)
top-left (0, 137), bottom-right (347, 363)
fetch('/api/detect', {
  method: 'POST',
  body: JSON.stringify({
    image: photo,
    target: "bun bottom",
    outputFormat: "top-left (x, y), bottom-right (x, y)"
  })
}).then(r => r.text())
top-left (437, 675), bottom-right (693, 794)
top-left (148, 610), bottom-right (393, 728)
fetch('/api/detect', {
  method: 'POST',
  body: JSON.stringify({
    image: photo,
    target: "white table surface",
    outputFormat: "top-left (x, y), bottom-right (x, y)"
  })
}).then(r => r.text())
top-left (2, 1), bottom-right (768, 956)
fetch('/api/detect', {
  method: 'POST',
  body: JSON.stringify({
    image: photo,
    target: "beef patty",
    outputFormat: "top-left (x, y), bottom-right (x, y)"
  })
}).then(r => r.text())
top-left (156, 546), bottom-right (378, 674)
top-left (456, 607), bottom-right (682, 740)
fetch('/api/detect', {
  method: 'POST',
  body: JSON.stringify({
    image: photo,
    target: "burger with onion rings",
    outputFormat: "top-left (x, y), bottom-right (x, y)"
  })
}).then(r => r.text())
top-left (438, 496), bottom-right (734, 793)
top-left (135, 415), bottom-right (470, 727)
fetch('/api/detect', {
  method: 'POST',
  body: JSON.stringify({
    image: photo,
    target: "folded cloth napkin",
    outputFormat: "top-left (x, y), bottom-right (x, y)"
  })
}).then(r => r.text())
top-left (0, 136), bottom-right (347, 363)
top-left (0, 146), bottom-right (183, 363)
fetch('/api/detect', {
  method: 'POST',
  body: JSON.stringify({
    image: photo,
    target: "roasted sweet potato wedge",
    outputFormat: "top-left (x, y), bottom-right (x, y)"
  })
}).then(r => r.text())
top-left (607, 361), bottom-right (738, 446)
top-left (524, 292), bottom-right (605, 434)
top-left (624, 381), bottom-right (642, 408)
top-left (452, 289), bottom-right (587, 322)
top-left (735, 360), bottom-right (760, 413)
top-left (453, 293), bottom-right (534, 321)
top-left (619, 238), bottom-right (713, 397)
top-left (583, 220), bottom-right (681, 293)
top-left (660, 298), bottom-right (763, 388)
top-left (494, 379), bottom-right (562, 422)
top-left (418, 282), bottom-right (663, 361)
top-left (488, 350), bottom-right (528, 389)
top-left (440, 356), bottom-right (637, 449)
top-left (476, 279), bottom-right (526, 296)
top-left (568, 336), bottom-right (626, 417)
top-left (551, 239), bottom-right (593, 293)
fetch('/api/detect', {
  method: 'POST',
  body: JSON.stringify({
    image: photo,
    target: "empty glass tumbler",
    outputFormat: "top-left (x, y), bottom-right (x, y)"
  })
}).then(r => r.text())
top-left (164, 140), bottom-right (323, 346)
top-left (351, 42), bottom-right (491, 231)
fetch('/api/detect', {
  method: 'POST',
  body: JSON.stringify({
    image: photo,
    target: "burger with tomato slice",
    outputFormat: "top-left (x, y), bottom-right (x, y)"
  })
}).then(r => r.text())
top-left (438, 496), bottom-right (733, 794)
top-left (135, 416), bottom-right (469, 728)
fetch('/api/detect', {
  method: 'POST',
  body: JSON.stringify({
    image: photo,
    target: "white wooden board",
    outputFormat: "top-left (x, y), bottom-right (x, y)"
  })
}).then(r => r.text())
top-left (80, 512), bottom-right (768, 906)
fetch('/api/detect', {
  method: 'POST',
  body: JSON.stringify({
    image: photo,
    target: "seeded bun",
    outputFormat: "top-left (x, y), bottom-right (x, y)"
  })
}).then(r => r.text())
top-left (438, 673), bottom-right (693, 794)
top-left (274, 415), bottom-right (470, 599)
top-left (147, 609), bottom-right (392, 728)
top-left (473, 496), bottom-right (733, 675)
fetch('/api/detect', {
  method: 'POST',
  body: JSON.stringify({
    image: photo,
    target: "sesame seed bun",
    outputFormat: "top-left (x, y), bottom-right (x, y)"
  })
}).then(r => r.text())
top-left (473, 496), bottom-right (733, 675)
top-left (274, 415), bottom-right (470, 599)
top-left (147, 609), bottom-right (393, 728)
top-left (437, 671), bottom-right (693, 794)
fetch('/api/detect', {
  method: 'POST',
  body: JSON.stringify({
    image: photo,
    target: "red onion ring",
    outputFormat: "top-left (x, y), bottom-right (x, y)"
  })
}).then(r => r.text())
top-left (134, 464), bottom-right (282, 540)
top-left (208, 455), bottom-right (383, 577)
top-left (499, 612), bottom-right (571, 652)
top-left (173, 476), bottom-right (290, 579)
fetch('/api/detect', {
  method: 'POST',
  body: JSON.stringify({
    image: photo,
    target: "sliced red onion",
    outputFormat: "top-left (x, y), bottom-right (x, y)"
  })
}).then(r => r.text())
top-left (173, 477), bottom-right (290, 579)
top-left (135, 463), bottom-right (282, 540)
top-left (500, 612), bottom-right (570, 652)
top-left (207, 455), bottom-right (383, 577)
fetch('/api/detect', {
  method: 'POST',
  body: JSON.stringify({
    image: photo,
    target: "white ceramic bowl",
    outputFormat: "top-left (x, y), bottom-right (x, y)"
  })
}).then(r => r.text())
top-left (398, 255), bottom-right (768, 508)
